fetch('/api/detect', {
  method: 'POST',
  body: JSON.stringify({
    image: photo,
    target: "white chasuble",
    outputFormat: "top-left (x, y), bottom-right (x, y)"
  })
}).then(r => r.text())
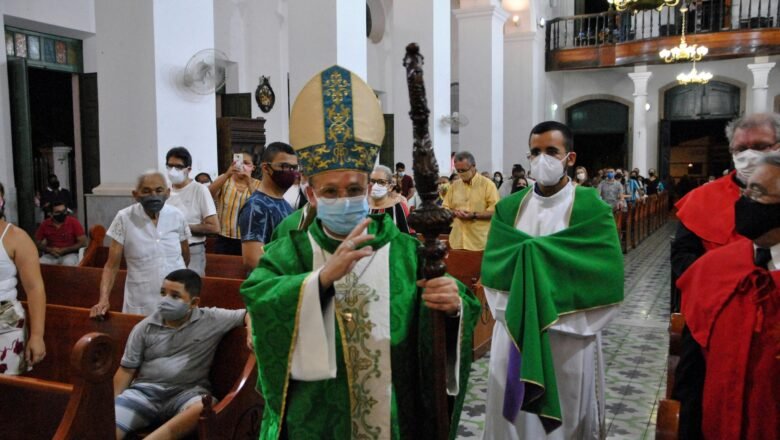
top-left (290, 232), bottom-right (392, 440)
top-left (483, 182), bottom-right (618, 440)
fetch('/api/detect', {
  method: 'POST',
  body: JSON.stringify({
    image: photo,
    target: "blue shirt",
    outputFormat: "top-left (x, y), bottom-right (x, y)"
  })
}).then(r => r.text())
top-left (237, 191), bottom-right (294, 244)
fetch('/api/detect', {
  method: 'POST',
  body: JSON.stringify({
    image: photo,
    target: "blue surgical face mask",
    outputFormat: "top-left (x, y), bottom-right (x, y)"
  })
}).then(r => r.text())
top-left (316, 194), bottom-right (369, 236)
top-left (158, 296), bottom-right (192, 321)
top-left (607, 172), bottom-right (615, 180)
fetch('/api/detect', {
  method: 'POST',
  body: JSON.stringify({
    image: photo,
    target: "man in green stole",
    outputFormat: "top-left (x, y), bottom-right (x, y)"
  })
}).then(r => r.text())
top-left (240, 65), bottom-right (480, 440)
top-left (480, 121), bottom-right (624, 439)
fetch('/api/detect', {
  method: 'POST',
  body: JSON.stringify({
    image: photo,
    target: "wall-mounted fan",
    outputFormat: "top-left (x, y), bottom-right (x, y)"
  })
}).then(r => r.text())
top-left (182, 49), bottom-right (227, 95)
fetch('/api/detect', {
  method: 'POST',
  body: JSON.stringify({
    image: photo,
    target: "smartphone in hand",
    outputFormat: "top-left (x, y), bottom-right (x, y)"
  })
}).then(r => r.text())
top-left (233, 153), bottom-right (244, 172)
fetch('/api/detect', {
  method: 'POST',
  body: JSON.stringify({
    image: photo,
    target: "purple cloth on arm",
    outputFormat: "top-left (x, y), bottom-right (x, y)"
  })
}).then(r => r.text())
top-left (503, 339), bottom-right (525, 422)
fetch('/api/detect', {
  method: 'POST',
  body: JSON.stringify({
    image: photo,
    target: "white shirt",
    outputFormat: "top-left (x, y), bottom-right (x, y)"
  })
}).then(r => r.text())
top-left (107, 203), bottom-right (191, 315)
top-left (168, 180), bottom-right (217, 244)
top-left (755, 243), bottom-right (780, 271)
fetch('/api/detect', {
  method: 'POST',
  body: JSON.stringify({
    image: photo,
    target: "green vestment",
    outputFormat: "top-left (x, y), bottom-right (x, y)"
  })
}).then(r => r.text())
top-left (481, 186), bottom-right (624, 431)
top-left (241, 214), bottom-right (480, 439)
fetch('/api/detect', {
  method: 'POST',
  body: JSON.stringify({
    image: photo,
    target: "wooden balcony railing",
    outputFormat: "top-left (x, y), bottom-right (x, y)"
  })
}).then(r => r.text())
top-left (546, 1), bottom-right (780, 70)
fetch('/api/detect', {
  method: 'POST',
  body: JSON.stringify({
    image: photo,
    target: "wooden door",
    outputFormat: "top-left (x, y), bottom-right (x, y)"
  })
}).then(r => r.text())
top-left (79, 73), bottom-right (100, 194)
top-left (7, 58), bottom-right (35, 234)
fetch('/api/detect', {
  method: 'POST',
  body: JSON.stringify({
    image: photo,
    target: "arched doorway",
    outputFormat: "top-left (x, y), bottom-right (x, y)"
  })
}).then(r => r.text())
top-left (566, 99), bottom-right (629, 175)
top-left (660, 81), bottom-right (740, 187)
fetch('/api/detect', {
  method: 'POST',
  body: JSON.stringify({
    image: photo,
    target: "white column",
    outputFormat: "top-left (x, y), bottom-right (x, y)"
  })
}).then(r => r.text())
top-left (747, 61), bottom-right (776, 113)
top-left (454, 0), bottom-right (509, 174)
top-left (504, 28), bottom-right (544, 174)
top-left (93, 0), bottom-right (217, 194)
top-left (51, 146), bottom-right (73, 192)
top-left (391, 0), bottom-right (451, 174)
top-left (629, 70), bottom-right (652, 174)
top-left (288, 0), bottom-right (366, 101)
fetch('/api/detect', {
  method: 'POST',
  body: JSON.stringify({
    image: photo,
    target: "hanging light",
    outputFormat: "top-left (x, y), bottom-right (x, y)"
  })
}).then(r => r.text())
top-left (676, 61), bottom-right (713, 85)
top-left (659, 6), bottom-right (708, 62)
top-left (607, 0), bottom-right (679, 13)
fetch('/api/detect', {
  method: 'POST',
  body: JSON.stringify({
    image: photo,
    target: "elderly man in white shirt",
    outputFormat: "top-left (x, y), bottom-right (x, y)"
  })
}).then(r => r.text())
top-left (90, 170), bottom-right (191, 317)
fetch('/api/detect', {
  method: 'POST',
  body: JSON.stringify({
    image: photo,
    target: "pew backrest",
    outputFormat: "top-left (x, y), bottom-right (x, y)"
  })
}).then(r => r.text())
top-left (83, 246), bottom-right (245, 279)
top-left (20, 265), bottom-right (245, 311)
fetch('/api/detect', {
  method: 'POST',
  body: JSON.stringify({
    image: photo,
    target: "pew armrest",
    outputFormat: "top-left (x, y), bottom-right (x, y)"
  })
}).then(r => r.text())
top-left (655, 399), bottom-right (681, 440)
top-left (198, 356), bottom-right (264, 440)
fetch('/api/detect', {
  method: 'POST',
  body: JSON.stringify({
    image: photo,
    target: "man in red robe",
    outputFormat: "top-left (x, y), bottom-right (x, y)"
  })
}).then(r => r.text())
top-left (678, 154), bottom-right (780, 439)
top-left (671, 113), bottom-right (780, 439)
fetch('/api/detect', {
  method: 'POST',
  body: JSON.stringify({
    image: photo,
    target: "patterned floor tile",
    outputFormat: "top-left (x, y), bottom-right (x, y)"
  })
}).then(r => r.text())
top-left (457, 222), bottom-right (676, 439)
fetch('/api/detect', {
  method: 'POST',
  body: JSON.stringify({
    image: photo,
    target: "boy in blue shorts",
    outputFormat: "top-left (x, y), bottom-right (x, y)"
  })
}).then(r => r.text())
top-left (113, 269), bottom-right (250, 439)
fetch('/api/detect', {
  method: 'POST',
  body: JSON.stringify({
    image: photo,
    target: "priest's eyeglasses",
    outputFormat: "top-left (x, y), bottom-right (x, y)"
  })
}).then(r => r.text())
top-left (266, 162), bottom-right (299, 171)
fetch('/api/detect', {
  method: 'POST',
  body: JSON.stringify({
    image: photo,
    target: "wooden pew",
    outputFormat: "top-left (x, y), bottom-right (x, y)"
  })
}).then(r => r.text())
top-left (79, 224), bottom-right (107, 267)
top-left (10, 303), bottom-right (262, 439)
top-left (82, 246), bottom-right (246, 279)
top-left (613, 210), bottom-right (627, 254)
top-left (19, 264), bottom-right (245, 311)
top-left (0, 331), bottom-right (117, 440)
top-left (655, 313), bottom-right (684, 440)
top-left (444, 249), bottom-right (495, 360)
top-left (655, 399), bottom-right (681, 440)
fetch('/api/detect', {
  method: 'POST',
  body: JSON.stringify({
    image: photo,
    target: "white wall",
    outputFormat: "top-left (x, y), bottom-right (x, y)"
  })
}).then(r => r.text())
top-left (213, 0), bottom-right (290, 144)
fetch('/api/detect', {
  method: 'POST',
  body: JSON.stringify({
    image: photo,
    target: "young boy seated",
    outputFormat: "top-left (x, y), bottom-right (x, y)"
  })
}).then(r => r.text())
top-left (113, 268), bottom-right (250, 439)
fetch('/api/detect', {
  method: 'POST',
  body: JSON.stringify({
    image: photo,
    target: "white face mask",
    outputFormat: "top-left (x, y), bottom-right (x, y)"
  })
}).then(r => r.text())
top-left (370, 184), bottom-right (389, 200)
top-left (167, 168), bottom-right (187, 185)
top-left (733, 149), bottom-right (768, 182)
top-left (576, 172), bottom-right (587, 181)
top-left (530, 153), bottom-right (569, 187)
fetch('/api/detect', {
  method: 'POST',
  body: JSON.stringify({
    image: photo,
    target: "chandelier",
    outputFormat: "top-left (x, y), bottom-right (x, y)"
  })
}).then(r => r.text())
top-left (676, 61), bottom-right (713, 85)
top-left (659, 6), bottom-right (708, 62)
top-left (607, 0), bottom-right (679, 12)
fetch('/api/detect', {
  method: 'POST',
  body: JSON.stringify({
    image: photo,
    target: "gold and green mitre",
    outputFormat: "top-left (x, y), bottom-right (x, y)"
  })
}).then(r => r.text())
top-left (289, 65), bottom-right (384, 177)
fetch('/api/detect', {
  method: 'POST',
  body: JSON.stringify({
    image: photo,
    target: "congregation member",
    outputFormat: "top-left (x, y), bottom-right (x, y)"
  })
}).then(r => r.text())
top-left (678, 154), bottom-right (780, 439)
top-left (573, 166), bottom-right (590, 187)
top-left (194, 172), bottom-right (212, 185)
top-left (624, 169), bottom-right (645, 204)
top-left (368, 164), bottom-right (412, 234)
top-left (90, 171), bottom-right (191, 317)
top-left (437, 175), bottom-right (450, 206)
top-left (394, 161), bottom-right (416, 199)
top-left (237, 142), bottom-right (298, 271)
top-left (500, 164), bottom-right (529, 197)
top-left (492, 171), bottom-right (504, 189)
top-left (40, 173), bottom-right (74, 211)
top-left (241, 65), bottom-right (479, 439)
top-left (671, 112), bottom-right (780, 439)
top-left (0, 182), bottom-right (46, 374)
top-left (282, 172), bottom-right (308, 210)
top-left (165, 147), bottom-right (219, 276)
top-left (209, 151), bottom-right (260, 255)
top-left (481, 121), bottom-right (623, 439)
top-left (35, 200), bottom-right (86, 266)
top-left (443, 151), bottom-right (500, 251)
top-left (644, 168), bottom-right (663, 195)
top-left (113, 269), bottom-right (250, 439)
top-left (597, 168), bottom-right (624, 210)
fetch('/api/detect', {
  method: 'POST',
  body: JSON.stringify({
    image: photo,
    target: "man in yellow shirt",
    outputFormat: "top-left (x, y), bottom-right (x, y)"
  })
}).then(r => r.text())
top-left (443, 151), bottom-right (500, 250)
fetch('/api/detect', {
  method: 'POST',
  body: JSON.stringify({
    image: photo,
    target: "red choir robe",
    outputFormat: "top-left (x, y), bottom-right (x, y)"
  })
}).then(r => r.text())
top-left (679, 238), bottom-right (780, 439)
top-left (675, 171), bottom-right (743, 251)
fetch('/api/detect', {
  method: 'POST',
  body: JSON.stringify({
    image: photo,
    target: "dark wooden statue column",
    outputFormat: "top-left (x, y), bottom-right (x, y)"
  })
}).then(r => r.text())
top-left (404, 42), bottom-right (453, 440)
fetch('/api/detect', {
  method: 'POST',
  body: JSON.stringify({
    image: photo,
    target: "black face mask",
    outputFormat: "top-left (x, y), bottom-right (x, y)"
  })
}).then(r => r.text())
top-left (52, 212), bottom-right (67, 223)
top-left (735, 196), bottom-right (780, 240)
top-left (139, 195), bottom-right (166, 214)
top-left (49, 180), bottom-right (60, 189)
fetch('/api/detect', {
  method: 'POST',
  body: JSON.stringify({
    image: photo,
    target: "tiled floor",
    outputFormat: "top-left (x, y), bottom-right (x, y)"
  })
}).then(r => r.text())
top-left (458, 222), bottom-right (675, 439)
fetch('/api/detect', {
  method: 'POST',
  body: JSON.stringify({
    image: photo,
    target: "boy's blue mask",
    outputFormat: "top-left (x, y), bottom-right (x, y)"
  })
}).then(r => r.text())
top-left (315, 194), bottom-right (369, 236)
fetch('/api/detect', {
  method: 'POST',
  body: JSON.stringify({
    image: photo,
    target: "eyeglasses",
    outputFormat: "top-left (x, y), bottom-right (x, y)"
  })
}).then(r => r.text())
top-left (266, 162), bottom-right (299, 171)
top-left (166, 164), bottom-right (188, 170)
top-left (730, 142), bottom-right (778, 154)
top-left (369, 178), bottom-right (390, 186)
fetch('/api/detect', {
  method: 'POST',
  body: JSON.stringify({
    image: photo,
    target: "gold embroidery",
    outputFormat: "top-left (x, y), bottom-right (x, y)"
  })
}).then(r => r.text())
top-left (335, 271), bottom-right (383, 440)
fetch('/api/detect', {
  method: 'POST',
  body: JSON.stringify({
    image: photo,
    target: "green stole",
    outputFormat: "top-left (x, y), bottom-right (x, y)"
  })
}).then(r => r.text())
top-left (241, 214), bottom-right (480, 439)
top-left (481, 186), bottom-right (623, 431)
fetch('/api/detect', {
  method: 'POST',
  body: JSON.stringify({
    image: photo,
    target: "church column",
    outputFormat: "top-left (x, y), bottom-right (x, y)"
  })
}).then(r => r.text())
top-left (391, 0), bottom-right (451, 173)
top-left (747, 59), bottom-right (775, 113)
top-left (454, 0), bottom-right (509, 174)
top-left (287, 0), bottom-right (366, 101)
top-left (89, 0), bottom-right (217, 227)
top-left (628, 70), bottom-right (652, 173)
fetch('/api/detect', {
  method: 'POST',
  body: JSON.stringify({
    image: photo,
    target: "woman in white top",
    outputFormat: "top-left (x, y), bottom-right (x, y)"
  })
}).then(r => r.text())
top-left (0, 182), bottom-right (46, 374)
top-left (90, 171), bottom-right (191, 317)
